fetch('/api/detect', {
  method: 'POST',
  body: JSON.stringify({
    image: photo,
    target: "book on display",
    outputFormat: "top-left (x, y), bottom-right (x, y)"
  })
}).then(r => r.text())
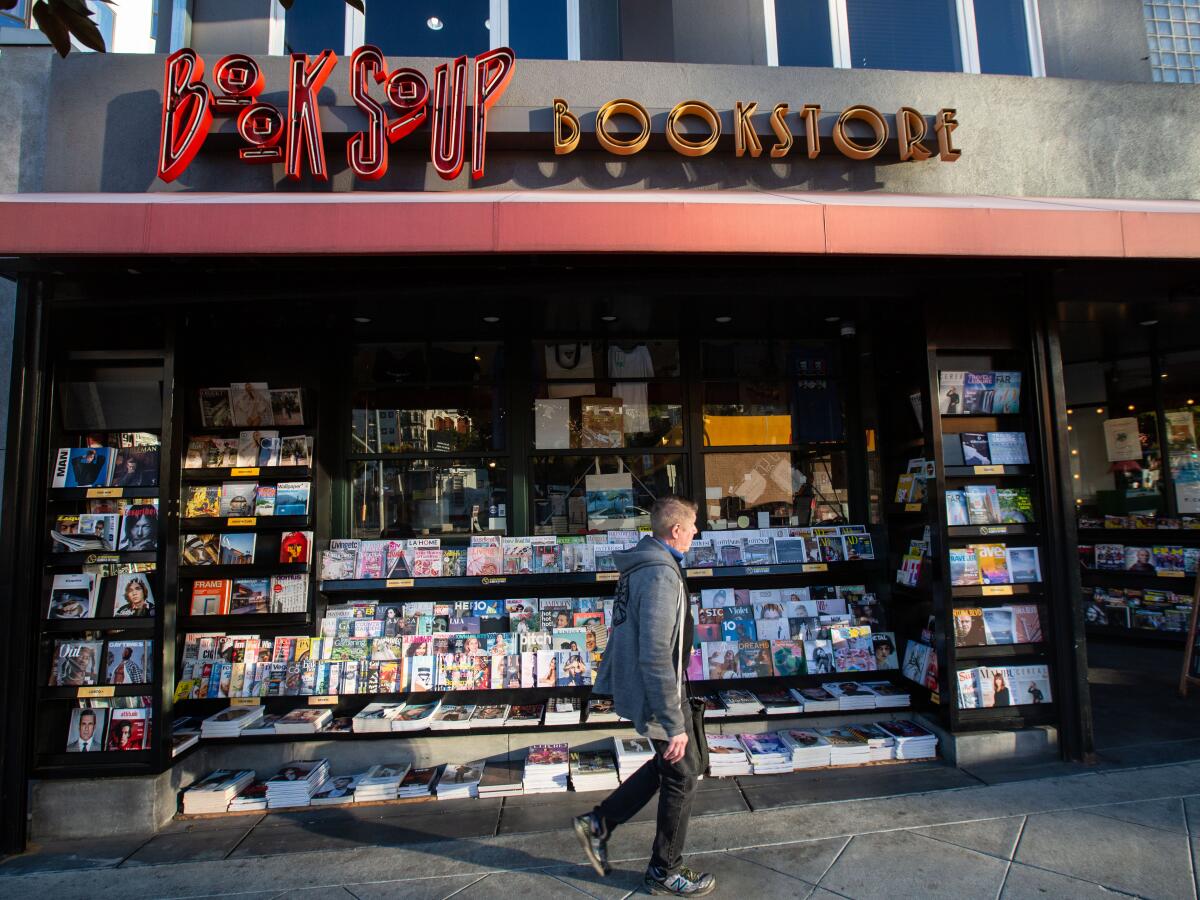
top-left (310, 773), bottom-right (363, 806)
top-left (182, 769), bottom-right (256, 815)
top-left (570, 751), bottom-right (620, 792)
top-left (200, 704), bottom-right (265, 738)
top-left (356, 763), bottom-right (410, 801)
top-left (779, 729), bottom-right (832, 769)
top-left (705, 734), bottom-right (752, 776)
top-left (737, 732), bottom-right (793, 774)
top-left (848, 723), bottom-right (895, 761)
top-left (228, 781), bottom-right (269, 812)
top-left (755, 689), bottom-right (803, 715)
top-left (613, 736), bottom-right (655, 780)
top-left (523, 744), bottom-right (570, 794)
top-left (877, 720), bottom-right (939, 760)
top-left (817, 726), bottom-right (872, 765)
top-left (398, 765), bottom-right (442, 799)
top-left (265, 759), bottom-right (330, 808)
top-left (391, 699), bottom-right (441, 731)
top-left (429, 704), bottom-right (477, 731)
top-left (437, 760), bottom-right (486, 800)
top-left (505, 703), bottom-right (544, 728)
top-left (859, 680), bottom-right (909, 708)
top-left (792, 685), bottom-right (838, 713)
top-left (478, 758), bottom-right (525, 798)
top-left (273, 708), bottom-right (332, 734)
top-left (716, 689), bottom-right (761, 715)
top-left (821, 681), bottom-right (877, 710)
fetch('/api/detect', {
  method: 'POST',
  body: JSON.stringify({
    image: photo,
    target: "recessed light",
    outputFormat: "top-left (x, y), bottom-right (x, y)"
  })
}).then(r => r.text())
top-left (353, 316), bottom-right (371, 324)
top-left (824, 316), bottom-right (840, 323)
top-left (715, 315), bottom-right (733, 324)
top-left (1140, 318), bottom-right (1159, 326)
top-left (1128, 404), bottom-right (1136, 411)
top-left (1188, 399), bottom-right (1195, 405)
top-left (600, 315), bottom-right (618, 323)
top-left (483, 315), bottom-right (501, 323)
top-left (1161, 373), bottom-right (1169, 378)
top-left (427, 16), bottom-right (444, 30)
top-left (484, 17), bottom-right (490, 29)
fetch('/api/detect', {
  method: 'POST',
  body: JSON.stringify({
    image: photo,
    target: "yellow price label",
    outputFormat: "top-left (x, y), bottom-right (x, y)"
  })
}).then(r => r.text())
top-left (230, 697), bottom-right (261, 706)
top-left (385, 578), bottom-right (415, 588)
top-left (230, 467), bottom-right (260, 477)
top-left (1159, 570), bottom-right (1186, 578)
top-left (77, 685), bottom-right (115, 699)
top-left (802, 563), bottom-right (829, 573)
top-left (973, 465), bottom-right (1005, 475)
top-left (86, 487), bottom-right (122, 498)
top-left (904, 502), bottom-right (922, 512)
top-left (595, 572), bottom-right (619, 582)
top-left (227, 517), bottom-right (257, 527)
top-left (86, 553), bottom-right (120, 564)
top-left (308, 695), bottom-right (338, 706)
top-left (981, 584), bottom-right (1014, 596)
top-left (687, 568), bottom-right (713, 578)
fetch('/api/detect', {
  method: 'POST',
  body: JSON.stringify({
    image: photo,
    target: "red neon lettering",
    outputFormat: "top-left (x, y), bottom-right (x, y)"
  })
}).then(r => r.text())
top-left (285, 50), bottom-right (338, 182)
top-left (237, 103), bottom-right (285, 163)
top-left (212, 54), bottom-right (264, 114)
top-left (158, 48), bottom-right (213, 183)
top-left (471, 48), bottom-right (515, 180)
top-left (384, 67), bottom-right (430, 144)
top-left (430, 55), bottom-right (468, 180)
top-left (347, 45), bottom-right (388, 180)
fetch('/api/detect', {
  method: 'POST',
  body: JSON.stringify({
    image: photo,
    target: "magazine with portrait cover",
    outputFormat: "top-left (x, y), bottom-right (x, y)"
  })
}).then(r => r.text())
top-left (278, 434), bottom-right (311, 467)
top-left (269, 388), bottom-right (304, 426)
top-left (842, 534), bottom-right (875, 560)
top-left (52, 446), bottom-right (116, 488)
top-left (959, 432), bottom-right (992, 466)
top-left (65, 707), bottom-right (108, 752)
top-left (106, 707), bottom-right (151, 751)
top-left (48, 573), bottom-right (97, 619)
top-left (938, 371), bottom-right (966, 414)
top-left (49, 639), bottom-right (104, 686)
top-left (105, 640), bottom-right (153, 684)
top-left (110, 445), bottom-right (160, 488)
top-left (199, 387), bottom-right (234, 427)
top-left (973, 543), bottom-right (1012, 585)
top-left (230, 383), bottom-right (274, 427)
top-left (803, 638), bottom-right (834, 674)
top-left (117, 502), bottom-right (158, 551)
top-left (77, 513), bottom-right (119, 551)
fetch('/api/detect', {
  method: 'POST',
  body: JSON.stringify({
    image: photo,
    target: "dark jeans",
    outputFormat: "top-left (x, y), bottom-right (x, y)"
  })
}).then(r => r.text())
top-left (593, 705), bottom-right (703, 874)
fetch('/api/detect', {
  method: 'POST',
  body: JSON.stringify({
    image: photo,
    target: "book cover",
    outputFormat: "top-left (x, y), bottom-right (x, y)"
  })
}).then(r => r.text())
top-left (48, 573), bottom-right (97, 619)
top-left (219, 532), bottom-right (256, 566)
top-left (253, 486), bottom-right (276, 516)
top-left (269, 388), bottom-right (304, 426)
top-left (104, 640), bottom-right (152, 684)
top-left (107, 708), bottom-right (150, 751)
top-left (964, 485), bottom-right (1001, 525)
top-left (962, 371), bottom-right (996, 414)
top-left (279, 435), bottom-right (311, 467)
top-left (219, 482), bottom-right (257, 518)
top-left (184, 486), bottom-right (221, 518)
top-left (199, 387), bottom-right (233, 427)
top-left (843, 534), bottom-right (874, 560)
top-left (949, 547), bottom-right (980, 586)
top-left (269, 574), bottom-right (309, 613)
top-left (945, 490), bottom-right (969, 525)
top-left (274, 482), bottom-right (310, 516)
top-left (230, 383), bottom-right (274, 427)
top-left (66, 707), bottom-right (107, 752)
top-left (996, 487), bottom-right (1034, 524)
top-left (982, 608), bottom-right (1015, 644)
top-left (191, 579), bottom-right (231, 615)
top-left (1006, 547), bottom-right (1042, 583)
top-left (987, 432), bottom-right (1030, 465)
top-left (182, 533), bottom-right (220, 566)
top-left (938, 371), bottom-right (966, 414)
top-left (49, 640), bottom-right (103, 686)
top-left (973, 543), bottom-right (1012, 585)
top-left (959, 432), bottom-right (991, 466)
top-left (992, 371), bottom-right (1022, 413)
top-left (279, 530), bottom-right (312, 564)
top-left (111, 445), bottom-right (159, 488)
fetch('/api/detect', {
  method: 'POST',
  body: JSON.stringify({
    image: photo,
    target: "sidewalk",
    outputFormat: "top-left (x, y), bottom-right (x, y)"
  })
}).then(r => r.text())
top-left (3, 756), bottom-right (1199, 899)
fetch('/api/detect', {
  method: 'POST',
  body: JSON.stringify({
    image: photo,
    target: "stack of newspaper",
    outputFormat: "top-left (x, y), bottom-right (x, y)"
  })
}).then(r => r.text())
top-left (849, 723), bottom-right (896, 761)
top-left (477, 758), bottom-right (524, 798)
top-left (706, 734), bottom-right (751, 776)
top-left (613, 737), bottom-right (654, 780)
top-left (738, 732), bottom-right (793, 774)
top-left (228, 780), bottom-right (268, 812)
top-left (755, 690), bottom-right (804, 715)
top-left (264, 759), bottom-right (330, 809)
top-left (879, 720), bottom-right (939, 759)
top-left (355, 763), bottom-right (410, 801)
top-left (398, 766), bottom-right (441, 799)
top-left (523, 744), bottom-right (570, 794)
top-left (201, 705), bottom-right (264, 738)
top-left (437, 760), bottom-right (486, 800)
top-left (779, 729), bottom-right (833, 769)
top-left (182, 769), bottom-right (255, 814)
top-left (569, 750), bottom-right (620, 792)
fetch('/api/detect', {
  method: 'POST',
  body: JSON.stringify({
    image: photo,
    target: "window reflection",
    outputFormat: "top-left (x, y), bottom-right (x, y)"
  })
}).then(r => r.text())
top-left (773, 0), bottom-right (834, 67)
top-left (284, 1), bottom-right (345, 55)
top-left (530, 454), bottom-right (685, 534)
top-left (352, 459), bottom-right (507, 538)
top-left (845, 0), bottom-right (961, 72)
top-left (703, 451), bottom-right (849, 528)
top-left (510, 0), bottom-right (569, 59)
top-left (366, 0), bottom-right (489, 57)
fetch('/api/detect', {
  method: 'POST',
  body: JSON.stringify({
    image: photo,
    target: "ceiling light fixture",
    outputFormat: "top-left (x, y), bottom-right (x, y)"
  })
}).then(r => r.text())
top-left (600, 315), bottom-right (618, 323)
top-left (353, 316), bottom-right (371, 324)
top-left (715, 315), bottom-right (733, 324)
top-left (824, 316), bottom-right (840, 323)
top-left (427, 16), bottom-right (444, 30)
top-left (483, 315), bottom-right (501, 323)
top-left (1140, 318), bottom-right (1159, 326)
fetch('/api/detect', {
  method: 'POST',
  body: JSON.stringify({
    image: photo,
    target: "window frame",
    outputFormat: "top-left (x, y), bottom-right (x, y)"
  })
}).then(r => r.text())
top-left (764, 0), bottom-right (1045, 76)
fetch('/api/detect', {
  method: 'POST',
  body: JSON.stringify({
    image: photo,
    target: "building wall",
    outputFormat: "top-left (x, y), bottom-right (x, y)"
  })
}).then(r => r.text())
top-left (1039, 0), bottom-right (1153, 82)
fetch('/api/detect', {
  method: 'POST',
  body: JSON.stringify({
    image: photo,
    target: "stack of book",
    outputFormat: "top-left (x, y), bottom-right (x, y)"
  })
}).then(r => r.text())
top-left (585, 699), bottom-right (621, 723)
top-left (819, 727), bottom-right (872, 765)
top-left (478, 759), bottom-right (524, 798)
top-left (274, 708), bottom-right (333, 735)
top-left (613, 737), bottom-right (655, 780)
top-left (201, 706), bottom-right (265, 738)
top-left (717, 689), bottom-right (761, 715)
top-left (544, 697), bottom-right (581, 726)
top-left (398, 766), bottom-right (441, 799)
top-left (182, 769), bottom-right (256, 814)
top-left (392, 700), bottom-right (442, 732)
top-left (792, 686), bottom-right (838, 713)
top-left (861, 681), bottom-right (909, 709)
top-left (311, 774), bottom-right (364, 805)
top-left (756, 690), bottom-right (803, 715)
top-left (353, 703), bottom-right (406, 733)
top-left (879, 720), bottom-right (939, 760)
top-left (706, 734), bottom-right (751, 776)
top-left (738, 732), bottom-right (793, 774)
top-left (700, 694), bottom-right (728, 718)
top-left (243, 713), bottom-right (283, 736)
top-left (437, 761), bottom-right (486, 800)
top-left (505, 704), bottom-right (544, 728)
top-left (264, 759), bottom-right (330, 809)
top-left (849, 724), bottom-right (895, 761)
top-left (779, 729), bottom-right (833, 769)
top-left (570, 750), bottom-right (620, 792)
top-left (467, 705), bottom-right (509, 727)
top-left (228, 780), bottom-right (269, 812)
top-left (355, 763), bottom-right (410, 801)
top-left (823, 682), bottom-right (876, 711)
top-left (429, 704), bottom-right (476, 731)
top-left (523, 744), bottom-right (570, 794)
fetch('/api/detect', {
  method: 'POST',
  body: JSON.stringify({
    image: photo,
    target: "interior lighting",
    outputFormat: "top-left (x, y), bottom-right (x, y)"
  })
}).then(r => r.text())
top-left (353, 316), bottom-right (371, 324)
top-left (600, 315), bottom-right (618, 323)
top-left (1095, 408), bottom-right (1104, 414)
top-left (427, 17), bottom-right (444, 30)
top-left (715, 315), bottom-right (733, 324)
top-left (483, 315), bottom-right (501, 323)
top-left (1128, 404), bottom-right (1136, 411)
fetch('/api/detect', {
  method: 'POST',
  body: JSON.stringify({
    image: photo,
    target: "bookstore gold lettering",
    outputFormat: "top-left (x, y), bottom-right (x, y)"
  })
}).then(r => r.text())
top-left (158, 45), bottom-right (516, 183)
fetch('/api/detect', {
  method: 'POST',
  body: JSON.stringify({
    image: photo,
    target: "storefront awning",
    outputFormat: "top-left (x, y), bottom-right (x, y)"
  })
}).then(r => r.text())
top-left (3, 190), bottom-right (1200, 258)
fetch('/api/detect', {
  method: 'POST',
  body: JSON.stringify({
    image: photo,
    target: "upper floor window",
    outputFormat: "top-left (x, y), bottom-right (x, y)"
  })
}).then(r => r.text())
top-left (1144, 0), bottom-right (1200, 83)
top-left (1, 0), bottom-right (28, 27)
top-left (768, 0), bottom-right (1044, 76)
top-left (284, 0), bottom-right (347, 55)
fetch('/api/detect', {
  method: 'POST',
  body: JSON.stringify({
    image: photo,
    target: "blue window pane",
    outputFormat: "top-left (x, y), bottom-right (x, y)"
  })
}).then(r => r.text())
top-left (367, 0), bottom-right (490, 57)
top-left (846, 0), bottom-right (961, 72)
top-left (511, 0), bottom-right (568, 59)
top-left (974, 0), bottom-right (1031, 75)
top-left (774, 0), bottom-right (834, 67)
top-left (86, 0), bottom-right (114, 48)
top-left (284, 2), bottom-right (345, 55)
top-left (0, 0), bottom-right (27, 26)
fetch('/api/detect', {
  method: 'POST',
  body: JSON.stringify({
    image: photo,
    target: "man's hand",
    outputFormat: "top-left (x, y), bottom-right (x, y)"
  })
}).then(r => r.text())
top-left (662, 731), bottom-right (688, 763)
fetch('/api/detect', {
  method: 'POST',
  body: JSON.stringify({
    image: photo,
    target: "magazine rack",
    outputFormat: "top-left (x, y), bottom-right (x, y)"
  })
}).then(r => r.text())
top-left (1178, 576), bottom-right (1200, 696)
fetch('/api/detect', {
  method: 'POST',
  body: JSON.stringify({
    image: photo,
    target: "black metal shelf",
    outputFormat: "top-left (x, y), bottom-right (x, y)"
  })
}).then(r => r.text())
top-left (46, 550), bottom-right (158, 568)
top-left (951, 584), bottom-right (1043, 600)
top-left (180, 516), bottom-right (311, 533)
top-left (177, 612), bottom-right (311, 630)
top-left (42, 618), bottom-right (156, 634)
top-left (1077, 528), bottom-right (1200, 542)
top-left (185, 426), bottom-right (313, 436)
top-left (953, 643), bottom-right (1050, 661)
top-left (32, 752), bottom-right (158, 779)
top-left (47, 487), bottom-right (160, 501)
top-left (182, 466), bottom-right (312, 483)
top-left (1085, 624), bottom-right (1187, 644)
top-left (319, 559), bottom-right (883, 594)
top-left (1080, 570), bottom-right (1195, 588)
top-left (178, 563), bottom-right (310, 579)
top-left (947, 524), bottom-right (1038, 539)
top-left (40, 684), bottom-right (155, 701)
top-left (954, 704), bottom-right (1058, 730)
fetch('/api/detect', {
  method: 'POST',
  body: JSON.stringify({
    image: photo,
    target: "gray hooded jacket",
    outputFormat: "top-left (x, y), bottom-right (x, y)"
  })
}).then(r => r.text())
top-left (594, 536), bottom-right (688, 740)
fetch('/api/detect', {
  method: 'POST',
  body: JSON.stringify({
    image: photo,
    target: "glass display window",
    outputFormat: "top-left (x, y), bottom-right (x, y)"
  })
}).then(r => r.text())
top-left (529, 454), bottom-right (686, 535)
top-left (351, 458), bottom-right (508, 538)
top-left (703, 449), bottom-right (849, 529)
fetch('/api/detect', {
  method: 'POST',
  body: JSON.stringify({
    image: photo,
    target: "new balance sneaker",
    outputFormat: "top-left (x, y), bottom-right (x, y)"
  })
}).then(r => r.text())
top-left (572, 811), bottom-right (611, 876)
top-left (643, 865), bottom-right (717, 896)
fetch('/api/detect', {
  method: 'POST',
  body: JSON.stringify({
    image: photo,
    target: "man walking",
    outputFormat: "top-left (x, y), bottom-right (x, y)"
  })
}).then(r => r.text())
top-left (574, 496), bottom-right (715, 896)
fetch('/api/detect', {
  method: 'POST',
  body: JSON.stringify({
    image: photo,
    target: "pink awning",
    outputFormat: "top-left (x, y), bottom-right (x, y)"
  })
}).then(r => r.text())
top-left (2, 190), bottom-right (1199, 258)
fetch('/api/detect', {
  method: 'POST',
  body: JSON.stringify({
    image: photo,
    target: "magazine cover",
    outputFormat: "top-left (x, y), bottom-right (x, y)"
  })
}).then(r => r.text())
top-left (962, 371), bottom-right (997, 414)
top-left (735, 640), bottom-right (773, 678)
top-left (274, 482), bottom-right (311, 516)
top-left (996, 487), bottom-right (1034, 524)
top-left (270, 388), bottom-right (304, 426)
top-left (219, 482), bottom-right (257, 518)
top-left (959, 433), bottom-right (992, 466)
top-left (77, 513), bottom-right (119, 550)
top-left (945, 490), bottom-right (969, 525)
top-left (219, 533), bottom-right (256, 566)
top-left (843, 534), bottom-right (875, 560)
top-left (230, 382), bottom-right (274, 427)
top-left (901, 641), bottom-right (929, 683)
top-left (191, 579), bottom-right (230, 615)
top-left (982, 608), bottom-right (1016, 645)
top-left (938, 371), bottom-right (966, 414)
top-left (949, 547), bottom-right (980, 586)
top-left (1094, 543), bottom-right (1126, 570)
top-left (118, 502), bottom-right (158, 551)
top-left (56, 446), bottom-right (115, 488)
top-left (270, 574), bottom-right (309, 613)
top-left (113, 573), bottom-right (156, 616)
top-left (230, 578), bottom-right (270, 615)
top-left (184, 486), bottom-right (221, 519)
top-left (992, 372), bottom-right (1022, 413)
top-left (111, 445), bottom-right (160, 487)
top-left (65, 707), bottom-right (108, 752)
top-left (702, 641), bottom-right (739, 679)
top-left (198, 387), bottom-right (234, 427)
top-left (1011, 605), bottom-right (1044, 643)
top-left (803, 638), bottom-right (833, 674)
top-left (953, 608), bottom-right (987, 646)
top-left (988, 432), bottom-right (1030, 465)
top-left (1009, 664), bottom-right (1053, 704)
top-left (964, 485), bottom-right (1001, 525)
top-left (105, 640), bottom-right (152, 684)
top-left (1007, 547), bottom-right (1042, 583)
top-left (871, 632), bottom-right (898, 669)
top-left (48, 573), bottom-right (96, 619)
top-left (770, 639), bottom-right (805, 676)
top-left (279, 435), bottom-right (311, 467)
top-left (49, 640), bottom-right (103, 686)
top-left (956, 669), bottom-right (980, 709)
top-left (974, 543), bottom-right (1012, 585)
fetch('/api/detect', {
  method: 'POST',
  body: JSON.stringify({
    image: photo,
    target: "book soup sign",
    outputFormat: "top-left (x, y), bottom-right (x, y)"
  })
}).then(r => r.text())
top-left (159, 47), bottom-right (962, 184)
